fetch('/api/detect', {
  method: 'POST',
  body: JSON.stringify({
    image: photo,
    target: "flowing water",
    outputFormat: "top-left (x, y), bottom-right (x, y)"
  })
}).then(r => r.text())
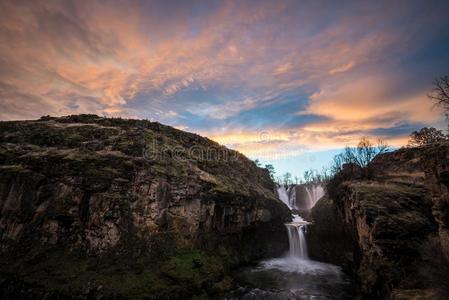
top-left (277, 185), bottom-right (295, 210)
top-left (285, 216), bottom-right (309, 259)
top-left (224, 187), bottom-right (356, 299)
top-left (277, 184), bottom-right (324, 211)
top-left (304, 184), bottom-right (325, 210)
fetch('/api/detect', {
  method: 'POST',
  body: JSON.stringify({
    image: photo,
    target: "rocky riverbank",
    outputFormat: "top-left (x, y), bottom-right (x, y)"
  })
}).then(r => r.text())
top-left (0, 114), bottom-right (291, 299)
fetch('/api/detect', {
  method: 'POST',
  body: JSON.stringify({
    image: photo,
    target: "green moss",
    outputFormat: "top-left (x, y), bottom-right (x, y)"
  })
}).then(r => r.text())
top-left (160, 250), bottom-right (224, 283)
top-left (0, 246), bottom-right (228, 299)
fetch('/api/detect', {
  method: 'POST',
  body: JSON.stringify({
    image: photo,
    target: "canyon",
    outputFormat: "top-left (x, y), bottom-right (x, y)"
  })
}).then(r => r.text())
top-left (1, 114), bottom-right (448, 299)
top-left (0, 115), bottom-right (290, 299)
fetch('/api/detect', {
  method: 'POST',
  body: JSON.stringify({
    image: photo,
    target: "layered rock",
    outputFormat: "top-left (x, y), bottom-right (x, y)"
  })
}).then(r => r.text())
top-left (371, 143), bottom-right (449, 263)
top-left (308, 142), bottom-right (449, 299)
top-left (307, 195), bottom-right (354, 269)
top-left (309, 142), bottom-right (449, 299)
top-left (0, 114), bottom-right (290, 299)
top-left (334, 181), bottom-right (437, 298)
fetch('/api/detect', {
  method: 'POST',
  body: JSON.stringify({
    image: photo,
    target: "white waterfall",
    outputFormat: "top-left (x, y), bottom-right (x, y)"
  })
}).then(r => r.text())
top-left (278, 184), bottom-right (324, 211)
top-left (277, 185), bottom-right (310, 260)
top-left (285, 220), bottom-right (309, 259)
top-left (277, 185), bottom-right (292, 209)
top-left (304, 184), bottom-right (325, 210)
top-left (253, 185), bottom-right (344, 282)
top-left (289, 186), bottom-right (296, 208)
top-left (277, 185), bottom-right (296, 210)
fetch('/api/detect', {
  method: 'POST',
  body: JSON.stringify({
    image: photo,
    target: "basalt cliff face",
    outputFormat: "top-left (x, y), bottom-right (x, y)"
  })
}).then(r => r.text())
top-left (309, 142), bottom-right (449, 299)
top-left (0, 114), bottom-right (290, 299)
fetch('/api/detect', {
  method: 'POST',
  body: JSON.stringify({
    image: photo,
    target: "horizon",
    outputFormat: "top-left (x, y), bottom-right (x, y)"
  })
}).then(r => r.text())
top-left (1, 0), bottom-right (449, 179)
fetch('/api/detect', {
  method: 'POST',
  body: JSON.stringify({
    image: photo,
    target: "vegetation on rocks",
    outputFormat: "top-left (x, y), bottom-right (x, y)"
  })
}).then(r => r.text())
top-left (309, 141), bottom-right (449, 299)
top-left (0, 114), bottom-right (290, 299)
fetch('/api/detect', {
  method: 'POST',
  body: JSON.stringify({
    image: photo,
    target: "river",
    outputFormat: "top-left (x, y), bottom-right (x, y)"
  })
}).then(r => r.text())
top-left (224, 185), bottom-right (357, 299)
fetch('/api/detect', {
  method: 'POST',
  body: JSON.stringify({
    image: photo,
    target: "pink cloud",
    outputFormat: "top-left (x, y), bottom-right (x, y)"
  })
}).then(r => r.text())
top-left (0, 0), bottom-right (446, 158)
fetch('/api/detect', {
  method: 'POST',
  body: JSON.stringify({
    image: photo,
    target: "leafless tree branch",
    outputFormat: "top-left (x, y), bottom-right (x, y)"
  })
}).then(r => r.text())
top-left (428, 75), bottom-right (449, 110)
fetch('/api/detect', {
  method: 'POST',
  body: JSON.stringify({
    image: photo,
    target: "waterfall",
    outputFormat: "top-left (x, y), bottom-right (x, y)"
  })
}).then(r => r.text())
top-left (304, 184), bottom-right (325, 210)
top-left (277, 185), bottom-right (292, 209)
top-left (277, 186), bottom-right (310, 260)
top-left (236, 185), bottom-right (349, 297)
top-left (285, 222), bottom-right (309, 259)
top-left (278, 184), bottom-right (324, 211)
top-left (277, 185), bottom-right (296, 210)
top-left (289, 186), bottom-right (296, 208)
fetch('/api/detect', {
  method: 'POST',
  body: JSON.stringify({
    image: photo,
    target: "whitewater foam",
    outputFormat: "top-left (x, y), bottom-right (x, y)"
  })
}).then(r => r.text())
top-left (259, 257), bottom-right (342, 276)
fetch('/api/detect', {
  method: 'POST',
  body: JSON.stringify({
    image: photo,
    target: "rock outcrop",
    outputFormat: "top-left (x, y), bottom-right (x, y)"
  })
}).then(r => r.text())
top-left (307, 195), bottom-right (354, 269)
top-left (0, 114), bottom-right (290, 299)
top-left (309, 142), bottom-right (449, 299)
top-left (371, 143), bottom-right (449, 263)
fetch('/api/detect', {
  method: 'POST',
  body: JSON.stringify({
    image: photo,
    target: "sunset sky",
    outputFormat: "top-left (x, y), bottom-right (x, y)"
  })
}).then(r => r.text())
top-left (1, 0), bottom-right (449, 178)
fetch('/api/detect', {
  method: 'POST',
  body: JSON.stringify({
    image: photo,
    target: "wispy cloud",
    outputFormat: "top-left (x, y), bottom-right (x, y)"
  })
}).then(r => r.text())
top-left (329, 61), bottom-right (355, 75)
top-left (0, 0), bottom-right (448, 157)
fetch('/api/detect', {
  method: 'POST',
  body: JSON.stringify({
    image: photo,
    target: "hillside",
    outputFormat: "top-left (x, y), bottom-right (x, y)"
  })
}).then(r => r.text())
top-left (0, 114), bottom-right (290, 299)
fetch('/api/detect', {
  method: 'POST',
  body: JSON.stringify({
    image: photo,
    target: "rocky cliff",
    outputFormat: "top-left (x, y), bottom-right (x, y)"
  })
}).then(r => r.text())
top-left (309, 142), bottom-right (449, 299)
top-left (0, 114), bottom-right (290, 299)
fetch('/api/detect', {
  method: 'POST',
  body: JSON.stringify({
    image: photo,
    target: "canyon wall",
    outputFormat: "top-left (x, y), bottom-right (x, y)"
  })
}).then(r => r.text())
top-left (0, 115), bottom-right (290, 299)
top-left (309, 142), bottom-right (449, 299)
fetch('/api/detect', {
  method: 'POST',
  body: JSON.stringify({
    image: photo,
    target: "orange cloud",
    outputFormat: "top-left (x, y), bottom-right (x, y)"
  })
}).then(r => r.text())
top-left (303, 76), bottom-right (439, 124)
top-left (0, 0), bottom-right (402, 120)
top-left (205, 123), bottom-right (411, 160)
top-left (0, 0), bottom-right (446, 160)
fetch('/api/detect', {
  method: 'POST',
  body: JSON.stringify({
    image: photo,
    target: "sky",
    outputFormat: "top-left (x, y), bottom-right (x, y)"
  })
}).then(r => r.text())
top-left (1, 0), bottom-right (449, 178)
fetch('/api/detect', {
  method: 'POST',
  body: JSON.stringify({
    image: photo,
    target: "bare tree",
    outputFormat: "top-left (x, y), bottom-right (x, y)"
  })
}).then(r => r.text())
top-left (329, 137), bottom-right (389, 177)
top-left (321, 166), bottom-right (331, 182)
top-left (428, 75), bottom-right (449, 113)
top-left (408, 127), bottom-right (448, 147)
top-left (294, 176), bottom-right (299, 184)
top-left (330, 153), bottom-right (346, 175)
top-left (302, 168), bottom-right (330, 184)
top-left (282, 172), bottom-right (292, 186)
top-left (303, 170), bottom-right (312, 183)
top-left (343, 137), bottom-right (388, 168)
top-left (428, 75), bottom-right (449, 133)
